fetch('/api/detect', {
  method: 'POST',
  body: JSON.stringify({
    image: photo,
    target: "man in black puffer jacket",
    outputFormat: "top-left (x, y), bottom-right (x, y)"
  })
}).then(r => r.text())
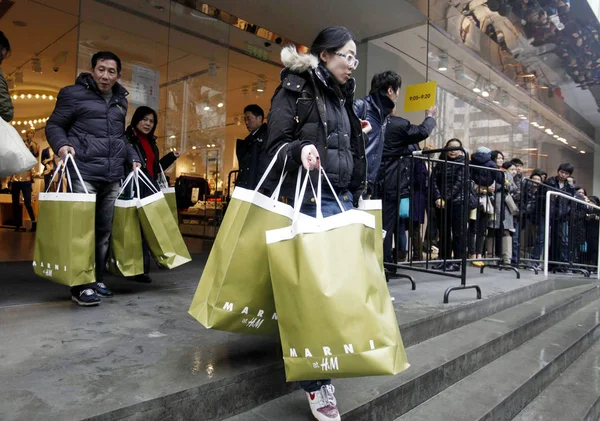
top-left (46, 51), bottom-right (141, 307)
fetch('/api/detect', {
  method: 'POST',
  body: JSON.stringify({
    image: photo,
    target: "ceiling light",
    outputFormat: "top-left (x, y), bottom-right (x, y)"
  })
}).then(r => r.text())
top-left (12, 94), bottom-right (16, 100)
top-left (49, 95), bottom-right (54, 100)
top-left (256, 78), bottom-right (266, 93)
top-left (42, 94), bottom-right (47, 99)
top-left (572, 146), bottom-right (577, 149)
top-left (211, 144), bottom-right (216, 147)
top-left (35, 94), bottom-right (39, 99)
top-left (438, 53), bottom-right (448, 71)
top-left (192, 146), bottom-right (197, 150)
top-left (553, 135), bottom-right (559, 138)
top-left (170, 135), bottom-right (176, 139)
top-left (31, 57), bottom-right (42, 73)
top-left (545, 129), bottom-right (553, 134)
top-left (580, 150), bottom-right (586, 154)
top-left (538, 125), bottom-right (545, 129)
top-left (20, 94), bottom-right (24, 99)
top-left (520, 116), bottom-right (527, 120)
top-left (481, 90), bottom-right (490, 97)
top-left (204, 106), bottom-right (210, 111)
top-left (17, 121), bottom-right (21, 125)
top-left (11, 121), bottom-right (15, 125)
top-left (21, 130), bottom-right (25, 134)
top-left (472, 86), bottom-right (481, 93)
top-left (206, 144), bottom-right (211, 147)
top-left (217, 102), bottom-right (224, 108)
top-left (454, 64), bottom-right (464, 79)
top-left (531, 122), bottom-right (538, 126)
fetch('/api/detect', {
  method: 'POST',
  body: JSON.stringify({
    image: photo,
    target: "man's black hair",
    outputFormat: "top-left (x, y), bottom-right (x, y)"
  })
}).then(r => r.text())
top-left (558, 163), bottom-right (574, 175)
top-left (92, 51), bottom-right (122, 74)
top-left (511, 158), bottom-right (524, 166)
top-left (369, 71), bottom-right (402, 95)
top-left (244, 104), bottom-right (264, 119)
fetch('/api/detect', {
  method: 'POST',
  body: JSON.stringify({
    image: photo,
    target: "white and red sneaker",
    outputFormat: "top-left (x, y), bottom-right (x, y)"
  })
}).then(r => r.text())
top-left (306, 384), bottom-right (341, 421)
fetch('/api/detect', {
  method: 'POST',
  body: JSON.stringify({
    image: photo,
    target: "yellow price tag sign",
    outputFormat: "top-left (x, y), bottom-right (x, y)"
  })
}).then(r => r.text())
top-left (403, 81), bottom-right (437, 113)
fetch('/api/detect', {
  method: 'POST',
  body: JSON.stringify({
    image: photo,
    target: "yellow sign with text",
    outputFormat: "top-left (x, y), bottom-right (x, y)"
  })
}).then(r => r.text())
top-left (403, 81), bottom-right (437, 113)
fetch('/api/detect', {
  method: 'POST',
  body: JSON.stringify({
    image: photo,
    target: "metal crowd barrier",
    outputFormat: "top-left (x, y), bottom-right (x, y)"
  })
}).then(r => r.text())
top-left (383, 146), bottom-right (482, 303)
top-left (542, 191), bottom-right (600, 279)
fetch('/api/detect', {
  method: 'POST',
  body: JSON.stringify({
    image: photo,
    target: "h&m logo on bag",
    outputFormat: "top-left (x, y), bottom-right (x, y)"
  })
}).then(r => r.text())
top-left (222, 302), bottom-right (277, 330)
top-left (32, 261), bottom-right (67, 277)
top-left (290, 340), bottom-right (377, 372)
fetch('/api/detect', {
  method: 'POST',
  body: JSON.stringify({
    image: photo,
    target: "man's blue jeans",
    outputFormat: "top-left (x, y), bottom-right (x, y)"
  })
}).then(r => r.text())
top-left (289, 188), bottom-right (353, 392)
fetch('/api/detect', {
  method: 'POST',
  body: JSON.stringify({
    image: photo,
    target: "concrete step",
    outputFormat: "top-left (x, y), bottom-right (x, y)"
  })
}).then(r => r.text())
top-left (397, 297), bottom-right (600, 421)
top-left (512, 341), bottom-right (600, 421)
top-left (223, 284), bottom-right (600, 421)
top-left (0, 266), bottom-right (557, 421)
top-left (76, 278), bottom-right (561, 421)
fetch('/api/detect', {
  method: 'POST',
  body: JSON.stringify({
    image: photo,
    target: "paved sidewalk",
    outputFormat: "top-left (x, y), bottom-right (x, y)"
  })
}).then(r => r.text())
top-left (0, 257), bottom-right (562, 421)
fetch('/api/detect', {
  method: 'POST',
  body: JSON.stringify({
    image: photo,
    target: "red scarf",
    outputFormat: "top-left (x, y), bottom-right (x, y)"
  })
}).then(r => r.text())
top-left (138, 132), bottom-right (156, 178)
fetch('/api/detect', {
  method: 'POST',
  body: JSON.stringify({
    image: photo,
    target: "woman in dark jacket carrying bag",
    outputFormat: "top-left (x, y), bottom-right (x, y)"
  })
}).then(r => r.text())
top-left (266, 27), bottom-right (369, 421)
top-left (125, 106), bottom-right (179, 283)
top-left (431, 138), bottom-right (466, 271)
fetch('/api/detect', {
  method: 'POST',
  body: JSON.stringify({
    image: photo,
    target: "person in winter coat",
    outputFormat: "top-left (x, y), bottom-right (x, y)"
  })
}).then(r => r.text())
top-left (125, 106), bottom-right (179, 283)
top-left (544, 163), bottom-right (576, 264)
top-left (431, 138), bottom-right (466, 272)
top-left (0, 31), bottom-right (13, 123)
top-left (236, 104), bottom-right (269, 190)
top-left (266, 26), bottom-right (369, 421)
top-left (381, 107), bottom-right (436, 263)
top-left (46, 51), bottom-right (141, 306)
top-left (353, 71), bottom-right (401, 198)
top-left (468, 146), bottom-right (500, 266)
top-left (523, 170), bottom-right (545, 264)
top-left (485, 154), bottom-right (517, 265)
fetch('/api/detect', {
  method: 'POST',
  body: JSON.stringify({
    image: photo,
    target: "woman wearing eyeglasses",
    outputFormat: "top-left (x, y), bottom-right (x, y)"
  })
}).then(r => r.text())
top-left (266, 26), bottom-right (369, 421)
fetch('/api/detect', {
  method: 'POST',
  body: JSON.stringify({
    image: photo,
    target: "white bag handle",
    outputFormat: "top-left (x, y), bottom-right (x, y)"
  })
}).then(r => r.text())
top-left (134, 167), bottom-right (159, 200)
top-left (158, 164), bottom-right (169, 190)
top-left (117, 171), bottom-right (136, 198)
top-left (51, 154), bottom-right (89, 194)
top-left (45, 159), bottom-right (64, 193)
top-left (255, 144), bottom-right (287, 192)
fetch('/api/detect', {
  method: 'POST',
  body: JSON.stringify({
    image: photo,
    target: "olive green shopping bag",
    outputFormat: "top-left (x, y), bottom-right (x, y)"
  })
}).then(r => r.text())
top-left (108, 172), bottom-right (144, 277)
top-left (266, 170), bottom-right (409, 381)
top-left (158, 165), bottom-right (178, 224)
top-left (188, 149), bottom-right (295, 337)
top-left (33, 156), bottom-right (96, 286)
top-left (135, 170), bottom-right (191, 269)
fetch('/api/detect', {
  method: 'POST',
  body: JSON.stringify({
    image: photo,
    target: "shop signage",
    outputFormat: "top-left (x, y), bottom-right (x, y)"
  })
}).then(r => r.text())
top-left (403, 81), bottom-right (437, 112)
top-left (130, 65), bottom-right (160, 110)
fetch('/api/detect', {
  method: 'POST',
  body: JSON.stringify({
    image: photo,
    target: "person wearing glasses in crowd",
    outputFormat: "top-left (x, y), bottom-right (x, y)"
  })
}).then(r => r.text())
top-left (266, 26), bottom-right (370, 421)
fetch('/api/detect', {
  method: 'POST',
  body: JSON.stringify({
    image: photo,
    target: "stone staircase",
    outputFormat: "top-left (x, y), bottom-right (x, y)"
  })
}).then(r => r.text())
top-left (76, 277), bottom-right (600, 421)
top-left (221, 279), bottom-right (600, 421)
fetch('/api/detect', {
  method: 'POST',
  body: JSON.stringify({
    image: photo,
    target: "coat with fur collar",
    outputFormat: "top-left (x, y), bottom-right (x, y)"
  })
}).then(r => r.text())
top-left (265, 46), bottom-right (367, 204)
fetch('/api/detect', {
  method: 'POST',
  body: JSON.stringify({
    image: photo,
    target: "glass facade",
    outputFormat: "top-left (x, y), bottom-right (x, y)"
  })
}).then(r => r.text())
top-left (3, 0), bottom-right (598, 228)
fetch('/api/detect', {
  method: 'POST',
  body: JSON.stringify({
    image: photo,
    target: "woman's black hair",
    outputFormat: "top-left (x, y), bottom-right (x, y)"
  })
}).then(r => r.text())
top-left (588, 196), bottom-right (600, 206)
top-left (575, 186), bottom-right (587, 195)
top-left (129, 106), bottom-right (158, 138)
top-left (310, 26), bottom-right (355, 58)
top-left (491, 150), bottom-right (504, 164)
top-left (439, 138), bottom-right (463, 161)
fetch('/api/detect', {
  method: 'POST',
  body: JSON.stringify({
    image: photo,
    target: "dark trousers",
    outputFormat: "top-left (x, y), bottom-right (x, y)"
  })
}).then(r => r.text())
top-left (70, 179), bottom-right (120, 294)
top-left (437, 204), bottom-right (464, 260)
top-left (469, 210), bottom-right (489, 256)
top-left (11, 181), bottom-right (35, 227)
top-left (383, 194), bottom-right (399, 263)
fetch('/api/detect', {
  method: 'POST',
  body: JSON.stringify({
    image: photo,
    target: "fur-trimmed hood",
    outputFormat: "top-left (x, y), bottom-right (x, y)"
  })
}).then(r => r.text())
top-left (280, 46), bottom-right (318, 73)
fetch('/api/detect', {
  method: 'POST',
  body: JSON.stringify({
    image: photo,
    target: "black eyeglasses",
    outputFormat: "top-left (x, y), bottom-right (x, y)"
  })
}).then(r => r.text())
top-left (334, 52), bottom-right (359, 70)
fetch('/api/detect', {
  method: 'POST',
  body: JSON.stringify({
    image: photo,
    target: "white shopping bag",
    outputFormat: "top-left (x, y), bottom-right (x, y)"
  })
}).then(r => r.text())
top-left (0, 118), bottom-right (37, 177)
